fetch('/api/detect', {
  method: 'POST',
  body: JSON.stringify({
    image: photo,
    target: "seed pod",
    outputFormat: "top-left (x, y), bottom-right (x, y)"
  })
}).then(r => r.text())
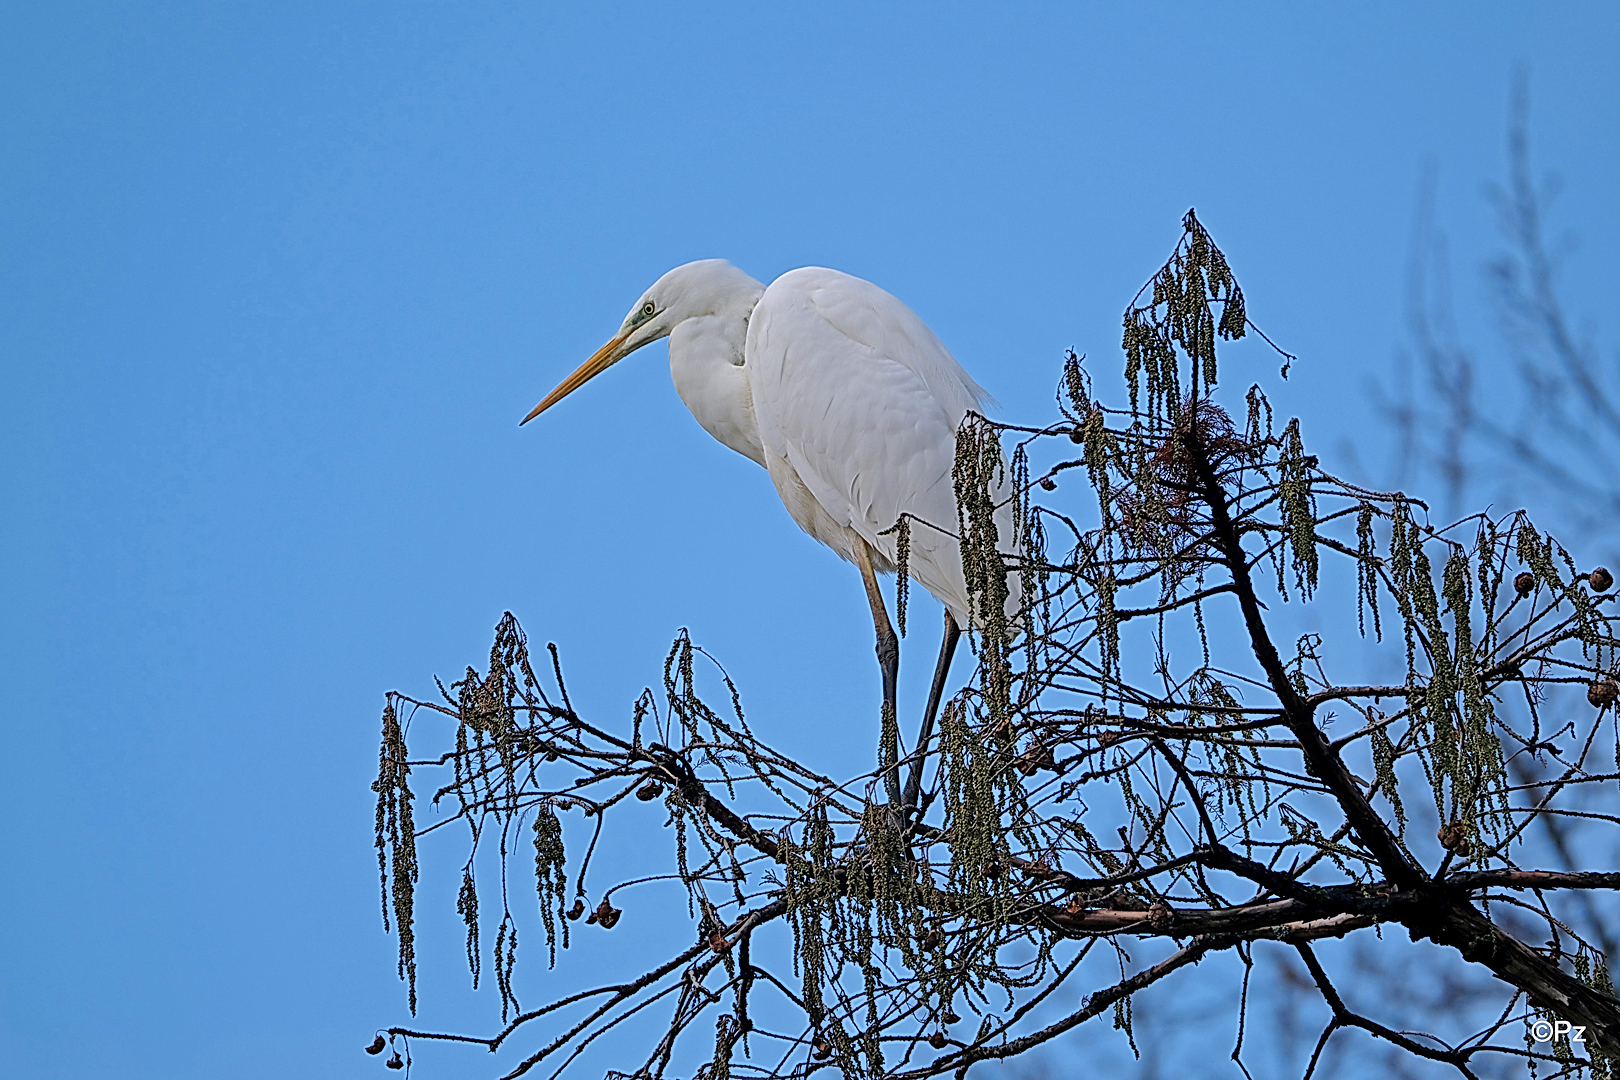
top-left (386, 1053), bottom-right (405, 1070)
top-left (1437, 821), bottom-right (1472, 856)
top-left (983, 861), bottom-right (1003, 880)
top-left (636, 781), bottom-right (664, 801)
top-left (1514, 572), bottom-right (1536, 597)
top-left (1590, 567), bottom-right (1614, 592)
top-left (567, 899), bottom-right (585, 921)
top-left (943, 1011), bottom-right (961, 1025)
top-left (1069, 427), bottom-right (1085, 444)
top-left (1015, 741), bottom-right (1054, 776)
top-left (812, 1039), bottom-right (832, 1060)
top-left (1039, 477), bottom-right (1057, 491)
top-left (928, 1032), bottom-right (948, 1050)
top-left (366, 1035), bottom-right (387, 1056)
top-left (1146, 901), bottom-right (1174, 930)
top-left (1588, 678), bottom-right (1619, 708)
top-left (709, 932), bottom-right (730, 953)
top-left (921, 928), bottom-right (943, 951)
top-left (595, 898), bottom-right (622, 929)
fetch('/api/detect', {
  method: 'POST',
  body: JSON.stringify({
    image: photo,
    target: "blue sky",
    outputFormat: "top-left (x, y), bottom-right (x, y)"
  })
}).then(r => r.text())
top-left (2, 3), bottom-right (1617, 1078)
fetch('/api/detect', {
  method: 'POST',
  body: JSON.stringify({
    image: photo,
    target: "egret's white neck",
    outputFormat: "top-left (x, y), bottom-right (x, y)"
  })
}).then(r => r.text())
top-left (667, 291), bottom-right (766, 467)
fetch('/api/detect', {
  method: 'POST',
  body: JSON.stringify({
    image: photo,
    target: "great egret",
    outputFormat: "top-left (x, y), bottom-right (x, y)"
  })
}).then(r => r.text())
top-left (523, 260), bottom-right (1014, 806)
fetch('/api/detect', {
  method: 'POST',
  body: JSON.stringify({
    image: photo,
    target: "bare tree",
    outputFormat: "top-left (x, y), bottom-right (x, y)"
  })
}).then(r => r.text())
top-left (1387, 75), bottom-right (1619, 547)
top-left (367, 212), bottom-right (1620, 1080)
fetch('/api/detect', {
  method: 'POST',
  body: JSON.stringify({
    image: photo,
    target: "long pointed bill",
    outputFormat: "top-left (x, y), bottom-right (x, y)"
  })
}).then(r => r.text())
top-left (520, 328), bottom-right (633, 425)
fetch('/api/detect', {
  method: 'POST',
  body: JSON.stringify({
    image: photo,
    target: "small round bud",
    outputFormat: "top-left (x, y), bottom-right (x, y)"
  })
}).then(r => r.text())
top-left (1590, 567), bottom-right (1614, 592)
top-left (366, 1035), bottom-right (387, 1056)
top-left (1588, 678), bottom-right (1619, 708)
top-left (1514, 572), bottom-right (1536, 597)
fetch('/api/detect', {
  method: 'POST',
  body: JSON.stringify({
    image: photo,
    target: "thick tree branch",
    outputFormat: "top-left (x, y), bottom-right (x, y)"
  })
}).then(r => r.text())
top-left (1186, 432), bottom-right (1422, 888)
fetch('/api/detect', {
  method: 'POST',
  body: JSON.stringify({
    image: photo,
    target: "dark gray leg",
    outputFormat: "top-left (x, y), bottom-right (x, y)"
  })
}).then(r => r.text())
top-left (853, 539), bottom-right (902, 805)
top-left (904, 610), bottom-right (960, 812)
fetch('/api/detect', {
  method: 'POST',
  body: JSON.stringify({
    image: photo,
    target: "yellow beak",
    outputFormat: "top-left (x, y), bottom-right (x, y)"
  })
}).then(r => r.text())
top-left (520, 328), bottom-right (633, 425)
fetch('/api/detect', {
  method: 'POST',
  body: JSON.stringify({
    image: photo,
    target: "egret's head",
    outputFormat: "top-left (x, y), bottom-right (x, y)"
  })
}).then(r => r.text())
top-left (521, 259), bottom-right (763, 425)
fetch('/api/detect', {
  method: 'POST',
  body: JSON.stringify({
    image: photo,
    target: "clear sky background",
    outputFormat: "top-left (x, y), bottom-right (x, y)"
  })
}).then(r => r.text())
top-left (3, 3), bottom-right (1617, 1078)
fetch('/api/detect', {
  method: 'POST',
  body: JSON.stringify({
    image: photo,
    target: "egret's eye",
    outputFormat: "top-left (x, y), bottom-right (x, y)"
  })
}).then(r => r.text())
top-left (628, 301), bottom-right (657, 329)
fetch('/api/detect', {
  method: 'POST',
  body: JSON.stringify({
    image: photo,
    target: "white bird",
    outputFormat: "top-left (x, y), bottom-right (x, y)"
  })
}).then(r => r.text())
top-left (523, 260), bottom-right (1015, 806)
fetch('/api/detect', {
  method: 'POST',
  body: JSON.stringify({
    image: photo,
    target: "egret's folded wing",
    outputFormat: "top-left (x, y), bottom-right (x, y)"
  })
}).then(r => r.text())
top-left (748, 268), bottom-right (990, 623)
top-left (787, 267), bottom-right (993, 425)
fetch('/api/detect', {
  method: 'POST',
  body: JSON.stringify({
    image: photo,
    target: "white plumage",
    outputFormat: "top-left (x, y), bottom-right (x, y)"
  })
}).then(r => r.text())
top-left (524, 260), bottom-right (1016, 791)
top-left (747, 266), bottom-right (994, 627)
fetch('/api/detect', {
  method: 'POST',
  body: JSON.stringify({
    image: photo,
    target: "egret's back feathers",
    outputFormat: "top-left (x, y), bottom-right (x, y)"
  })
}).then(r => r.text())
top-left (746, 267), bottom-right (1015, 627)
